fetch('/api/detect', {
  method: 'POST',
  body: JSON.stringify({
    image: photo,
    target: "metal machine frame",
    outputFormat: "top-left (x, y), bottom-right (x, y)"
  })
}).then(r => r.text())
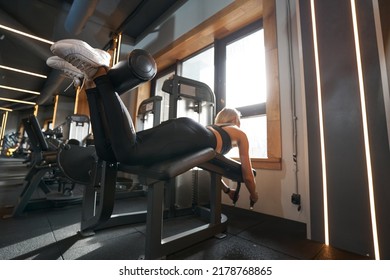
top-left (6, 115), bottom-right (83, 217)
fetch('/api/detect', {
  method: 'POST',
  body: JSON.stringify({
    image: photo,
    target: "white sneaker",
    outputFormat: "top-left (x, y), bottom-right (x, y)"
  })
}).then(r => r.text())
top-left (50, 39), bottom-right (111, 80)
top-left (46, 56), bottom-right (84, 86)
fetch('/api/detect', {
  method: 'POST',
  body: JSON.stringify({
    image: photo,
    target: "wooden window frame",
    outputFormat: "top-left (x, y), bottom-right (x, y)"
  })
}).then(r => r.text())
top-left (150, 0), bottom-right (281, 169)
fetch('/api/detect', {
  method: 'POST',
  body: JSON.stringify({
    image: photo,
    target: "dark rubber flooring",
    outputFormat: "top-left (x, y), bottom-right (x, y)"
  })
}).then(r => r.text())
top-left (0, 157), bottom-right (369, 260)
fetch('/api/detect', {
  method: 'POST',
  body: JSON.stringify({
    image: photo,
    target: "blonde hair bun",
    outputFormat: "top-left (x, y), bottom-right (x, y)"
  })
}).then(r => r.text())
top-left (215, 107), bottom-right (241, 124)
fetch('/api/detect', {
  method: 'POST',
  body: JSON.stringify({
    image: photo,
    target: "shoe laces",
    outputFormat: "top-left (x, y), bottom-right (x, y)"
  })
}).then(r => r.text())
top-left (63, 77), bottom-right (85, 92)
top-left (66, 55), bottom-right (97, 79)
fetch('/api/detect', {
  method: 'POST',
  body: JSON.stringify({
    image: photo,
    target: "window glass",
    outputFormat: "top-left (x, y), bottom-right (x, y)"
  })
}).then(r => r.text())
top-left (225, 115), bottom-right (267, 159)
top-left (226, 29), bottom-right (266, 108)
top-left (182, 47), bottom-right (215, 92)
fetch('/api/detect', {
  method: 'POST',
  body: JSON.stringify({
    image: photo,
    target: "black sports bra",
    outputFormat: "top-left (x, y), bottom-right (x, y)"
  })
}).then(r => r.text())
top-left (209, 124), bottom-right (232, 155)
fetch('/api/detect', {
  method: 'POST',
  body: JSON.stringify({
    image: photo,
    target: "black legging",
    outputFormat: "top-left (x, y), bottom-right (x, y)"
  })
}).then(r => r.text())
top-left (86, 75), bottom-right (216, 165)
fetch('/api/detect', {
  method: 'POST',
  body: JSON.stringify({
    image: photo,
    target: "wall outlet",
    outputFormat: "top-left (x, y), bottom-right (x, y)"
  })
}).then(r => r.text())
top-left (291, 193), bottom-right (301, 205)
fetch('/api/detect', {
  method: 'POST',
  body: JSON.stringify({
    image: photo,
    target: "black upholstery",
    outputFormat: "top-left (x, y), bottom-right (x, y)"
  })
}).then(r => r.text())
top-left (107, 49), bottom-right (157, 95)
top-left (57, 144), bottom-right (97, 185)
top-left (119, 148), bottom-right (216, 181)
top-left (199, 153), bottom-right (256, 182)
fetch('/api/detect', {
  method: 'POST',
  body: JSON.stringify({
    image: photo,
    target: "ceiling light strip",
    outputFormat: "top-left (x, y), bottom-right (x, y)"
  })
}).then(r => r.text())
top-left (0, 24), bottom-right (53, 45)
top-left (0, 97), bottom-right (36, 105)
top-left (310, 0), bottom-right (329, 245)
top-left (0, 107), bottom-right (13, 112)
top-left (0, 65), bottom-right (47, 79)
top-left (350, 0), bottom-right (380, 260)
top-left (0, 85), bottom-right (40, 95)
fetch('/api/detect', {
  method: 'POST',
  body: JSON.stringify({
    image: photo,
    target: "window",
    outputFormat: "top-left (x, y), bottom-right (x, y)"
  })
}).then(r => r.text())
top-left (226, 115), bottom-right (267, 159)
top-left (154, 21), bottom-right (272, 161)
top-left (150, 0), bottom-right (281, 169)
top-left (182, 47), bottom-right (215, 92)
top-left (217, 21), bottom-right (268, 159)
top-left (226, 29), bottom-right (267, 107)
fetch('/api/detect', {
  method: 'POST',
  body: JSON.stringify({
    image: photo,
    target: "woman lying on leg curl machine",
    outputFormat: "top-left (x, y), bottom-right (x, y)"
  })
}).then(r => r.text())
top-left (47, 39), bottom-right (259, 208)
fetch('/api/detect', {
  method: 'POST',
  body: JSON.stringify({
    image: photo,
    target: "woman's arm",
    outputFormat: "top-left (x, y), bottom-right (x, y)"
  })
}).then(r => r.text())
top-left (236, 130), bottom-right (258, 204)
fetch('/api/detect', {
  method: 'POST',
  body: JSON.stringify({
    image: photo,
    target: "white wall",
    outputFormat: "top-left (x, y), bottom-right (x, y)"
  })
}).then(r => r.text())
top-left (221, 1), bottom-right (309, 226)
top-left (265, 0), bottom-right (309, 224)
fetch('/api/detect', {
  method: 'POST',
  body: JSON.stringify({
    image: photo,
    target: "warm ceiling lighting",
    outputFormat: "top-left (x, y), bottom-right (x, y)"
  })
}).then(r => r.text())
top-left (0, 107), bottom-right (13, 112)
top-left (0, 24), bottom-right (53, 45)
top-left (0, 65), bottom-right (47, 79)
top-left (0, 85), bottom-right (40, 95)
top-left (0, 97), bottom-right (36, 105)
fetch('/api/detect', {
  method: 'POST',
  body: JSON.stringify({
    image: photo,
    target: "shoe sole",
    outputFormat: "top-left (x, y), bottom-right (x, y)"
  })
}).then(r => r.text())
top-left (50, 39), bottom-right (111, 68)
top-left (47, 56), bottom-right (84, 78)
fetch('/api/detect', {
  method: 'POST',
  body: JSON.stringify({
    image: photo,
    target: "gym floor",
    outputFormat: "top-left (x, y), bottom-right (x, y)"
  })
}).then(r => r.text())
top-left (0, 157), bottom-right (369, 260)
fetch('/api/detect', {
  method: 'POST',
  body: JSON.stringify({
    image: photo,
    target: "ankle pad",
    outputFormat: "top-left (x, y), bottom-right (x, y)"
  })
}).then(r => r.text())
top-left (107, 49), bottom-right (157, 95)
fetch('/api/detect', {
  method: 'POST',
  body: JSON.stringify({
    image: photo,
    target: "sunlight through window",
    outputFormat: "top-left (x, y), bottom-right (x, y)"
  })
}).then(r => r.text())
top-left (226, 30), bottom-right (266, 108)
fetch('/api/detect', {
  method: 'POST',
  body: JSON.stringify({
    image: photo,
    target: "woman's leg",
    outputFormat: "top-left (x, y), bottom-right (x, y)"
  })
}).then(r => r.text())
top-left (91, 69), bottom-right (216, 164)
top-left (92, 73), bottom-right (138, 163)
top-left (132, 117), bottom-right (216, 164)
top-left (50, 40), bottom-right (214, 165)
top-left (85, 87), bottom-right (116, 162)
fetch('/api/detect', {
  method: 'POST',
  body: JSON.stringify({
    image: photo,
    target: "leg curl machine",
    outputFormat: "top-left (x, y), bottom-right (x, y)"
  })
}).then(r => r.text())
top-left (69, 49), bottom-right (255, 259)
top-left (161, 75), bottom-right (216, 212)
top-left (136, 96), bottom-right (162, 130)
top-left (6, 115), bottom-right (92, 217)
